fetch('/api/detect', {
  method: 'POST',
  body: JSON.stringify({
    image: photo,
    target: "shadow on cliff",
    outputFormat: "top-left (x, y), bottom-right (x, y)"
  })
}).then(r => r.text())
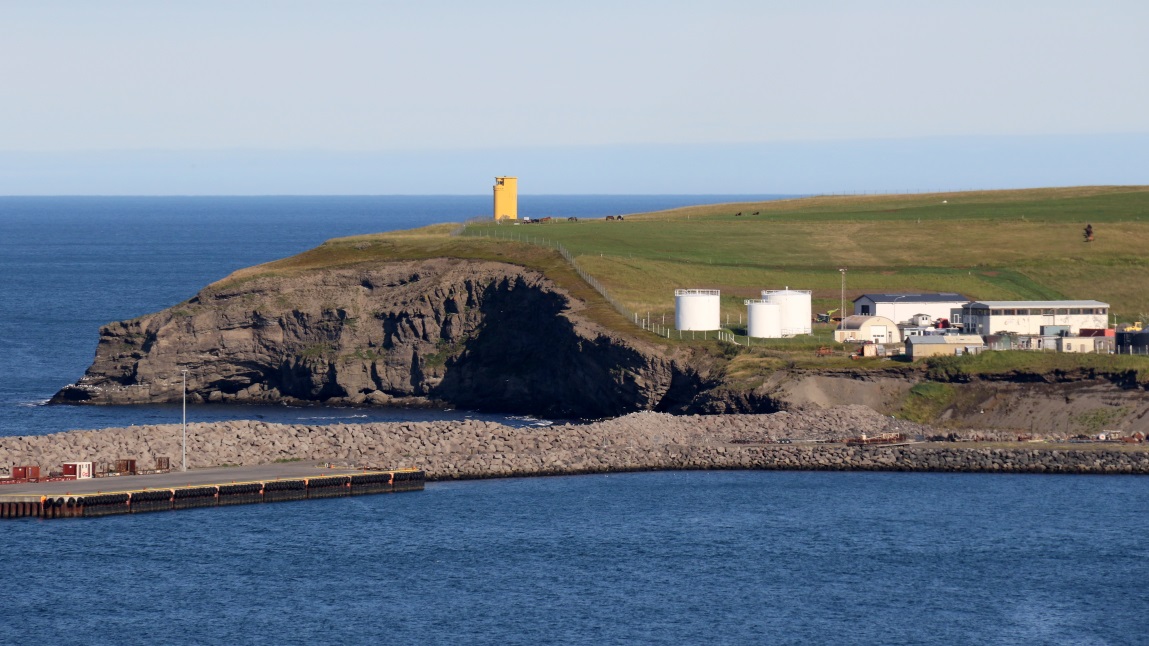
top-left (432, 276), bottom-right (684, 418)
top-left (47, 259), bottom-right (751, 417)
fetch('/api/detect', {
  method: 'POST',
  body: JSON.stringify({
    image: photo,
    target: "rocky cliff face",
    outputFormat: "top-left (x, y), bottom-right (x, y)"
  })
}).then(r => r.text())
top-left (54, 255), bottom-right (1149, 429)
top-left (52, 259), bottom-right (713, 418)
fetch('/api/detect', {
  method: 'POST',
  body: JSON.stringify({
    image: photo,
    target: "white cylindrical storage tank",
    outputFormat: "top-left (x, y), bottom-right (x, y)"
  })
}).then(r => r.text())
top-left (745, 300), bottom-right (782, 338)
top-left (675, 289), bottom-right (720, 331)
top-left (762, 288), bottom-right (812, 337)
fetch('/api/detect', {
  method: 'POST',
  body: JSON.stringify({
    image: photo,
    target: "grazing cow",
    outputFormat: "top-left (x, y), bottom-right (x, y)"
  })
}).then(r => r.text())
top-left (567, 216), bottom-right (578, 222)
top-left (606, 215), bottom-right (616, 221)
top-left (617, 215), bottom-right (624, 221)
top-left (735, 212), bottom-right (742, 216)
top-left (752, 211), bottom-right (760, 215)
top-left (540, 217), bottom-right (552, 222)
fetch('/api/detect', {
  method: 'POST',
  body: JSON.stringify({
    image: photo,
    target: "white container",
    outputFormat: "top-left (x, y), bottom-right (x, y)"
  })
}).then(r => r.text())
top-left (745, 300), bottom-right (782, 338)
top-left (63, 461), bottom-right (93, 479)
top-left (762, 288), bottom-right (812, 337)
top-left (675, 289), bottom-right (721, 331)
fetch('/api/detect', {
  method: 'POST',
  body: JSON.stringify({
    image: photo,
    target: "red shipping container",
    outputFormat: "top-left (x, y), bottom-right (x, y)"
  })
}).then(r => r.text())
top-left (62, 463), bottom-right (76, 476)
top-left (13, 466), bottom-right (39, 480)
top-left (1080, 328), bottom-right (1116, 337)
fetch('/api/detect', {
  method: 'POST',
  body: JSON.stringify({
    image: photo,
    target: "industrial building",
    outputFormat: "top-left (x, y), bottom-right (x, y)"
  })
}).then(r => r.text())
top-left (493, 176), bottom-right (517, 220)
top-left (852, 293), bottom-right (970, 324)
top-left (1117, 331), bottom-right (1149, 354)
top-left (905, 335), bottom-right (987, 360)
top-left (833, 315), bottom-right (902, 344)
top-left (960, 300), bottom-right (1109, 336)
top-left (1058, 336), bottom-right (1113, 354)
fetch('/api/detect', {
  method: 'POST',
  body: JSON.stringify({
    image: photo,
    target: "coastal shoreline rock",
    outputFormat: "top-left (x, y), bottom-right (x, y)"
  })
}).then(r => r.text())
top-left (4, 408), bottom-right (1147, 481)
top-left (51, 258), bottom-right (713, 418)
top-left (47, 254), bottom-right (1149, 432)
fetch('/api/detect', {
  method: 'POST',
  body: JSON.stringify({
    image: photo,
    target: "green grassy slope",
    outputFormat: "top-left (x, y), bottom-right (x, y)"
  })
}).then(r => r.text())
top-left (205, 186), bottom-right (1149, 381)
top-left (463, 186), bottom-right (1149, 321)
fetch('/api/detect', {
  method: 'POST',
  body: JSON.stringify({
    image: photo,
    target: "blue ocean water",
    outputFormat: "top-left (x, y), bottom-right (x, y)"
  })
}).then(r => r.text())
top-left (2, 470), bottom-right (1147, 644)
top-left (0, 195), bottom-right (783, 436)
top-left (2, 198), bottom-right (1147, 643)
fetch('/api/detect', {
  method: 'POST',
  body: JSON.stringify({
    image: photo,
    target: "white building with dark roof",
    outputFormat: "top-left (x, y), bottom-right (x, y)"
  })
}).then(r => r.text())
top-left (852, 293), bottom-right (970, 324)
top-left (960, 300), bottom-right (1109, 336)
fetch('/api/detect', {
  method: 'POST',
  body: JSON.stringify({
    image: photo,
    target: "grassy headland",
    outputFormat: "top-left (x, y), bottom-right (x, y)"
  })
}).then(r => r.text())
top-left (215, 186), bottom-right (1149, 380)
top-left (463, 185), bottom-right (1149, 321)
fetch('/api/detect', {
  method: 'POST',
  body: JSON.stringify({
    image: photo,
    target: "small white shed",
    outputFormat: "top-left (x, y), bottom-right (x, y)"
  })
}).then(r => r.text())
top-left (62, 461), bottom-right (93, 479)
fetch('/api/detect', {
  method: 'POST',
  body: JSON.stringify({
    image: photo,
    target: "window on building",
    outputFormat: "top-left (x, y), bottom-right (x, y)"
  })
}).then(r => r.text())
top-left (991, 309), bottom-right (1003, 316)
top-left (1004, 309), bottom-right (1016, 316)
top-left (860, 305), bottom-right (871, 315)
top-left (1043, 309), bottom-right (1054, 315)
top-left (1056, 309), bottom-right (1068, 315)
top-left (1016, 309), bottom-right (1029, 315)
top-left (1070, 309), bottom-right (1082, 315)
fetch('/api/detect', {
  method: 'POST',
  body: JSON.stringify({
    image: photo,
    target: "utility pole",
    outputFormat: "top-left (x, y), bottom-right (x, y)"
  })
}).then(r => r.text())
top-left (182, 369), bottom-right (188, 472)
top-left (839, 268), bottom-right (847, 336)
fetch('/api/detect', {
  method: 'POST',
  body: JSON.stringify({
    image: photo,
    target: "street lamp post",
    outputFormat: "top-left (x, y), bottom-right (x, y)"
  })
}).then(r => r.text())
top-left (892, 294), bottom-right (908, 324)
top-left (890, 295), bottom-right (910, 343)
top-left (839, 268), bottom-right (847, 333)
top-left (838, 268), bottom-right (848, 438)
top-left (182, 369), bottom-right (188, 472)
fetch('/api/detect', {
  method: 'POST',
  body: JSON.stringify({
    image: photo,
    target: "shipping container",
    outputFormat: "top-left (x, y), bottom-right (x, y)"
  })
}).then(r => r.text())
top-left (12, 466), bottom-right (40, 480)
top-left (1079, 328), bottom-right (1116, 337)
top-left (62, 462), bottom-right (93, 479)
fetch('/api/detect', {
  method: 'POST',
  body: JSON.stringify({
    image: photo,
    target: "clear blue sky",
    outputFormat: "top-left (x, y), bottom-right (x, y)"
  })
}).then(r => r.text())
top-left (2, 1), bottom-right (1146, 194)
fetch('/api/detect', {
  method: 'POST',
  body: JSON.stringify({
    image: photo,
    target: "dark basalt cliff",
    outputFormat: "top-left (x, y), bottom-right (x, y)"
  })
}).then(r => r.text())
top-left (52, 258), bottom-right (716, 418)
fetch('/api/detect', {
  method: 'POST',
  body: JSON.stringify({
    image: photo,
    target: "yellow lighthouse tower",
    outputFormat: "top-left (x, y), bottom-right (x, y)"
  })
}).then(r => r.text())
top-left (493, 176), bottom-right (517, 221)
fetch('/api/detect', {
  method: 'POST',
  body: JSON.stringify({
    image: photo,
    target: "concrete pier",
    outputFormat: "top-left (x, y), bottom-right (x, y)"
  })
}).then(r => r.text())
top-left (0, 461), bottom-right (424, 520)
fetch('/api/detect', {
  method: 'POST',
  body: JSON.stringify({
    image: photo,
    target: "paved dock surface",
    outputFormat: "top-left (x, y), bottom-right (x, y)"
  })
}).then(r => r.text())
top-left (0, 461), bottom-right (367, 497)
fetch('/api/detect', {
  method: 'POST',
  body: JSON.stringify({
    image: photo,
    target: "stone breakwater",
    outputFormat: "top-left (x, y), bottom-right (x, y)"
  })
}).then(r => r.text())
top-left (3, 407), bottom-right (1148, 479)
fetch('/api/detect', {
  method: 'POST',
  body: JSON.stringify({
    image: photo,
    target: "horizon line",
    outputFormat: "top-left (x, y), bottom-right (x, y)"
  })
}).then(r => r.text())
top-left (3, 185), bottom-right (1146, 199)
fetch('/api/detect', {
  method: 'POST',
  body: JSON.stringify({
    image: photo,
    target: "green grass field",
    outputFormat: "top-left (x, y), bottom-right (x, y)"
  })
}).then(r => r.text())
top-left (462, 186), bottom-right (1149, 321)
top-left (214, 186), bottom-right (1149, 379)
